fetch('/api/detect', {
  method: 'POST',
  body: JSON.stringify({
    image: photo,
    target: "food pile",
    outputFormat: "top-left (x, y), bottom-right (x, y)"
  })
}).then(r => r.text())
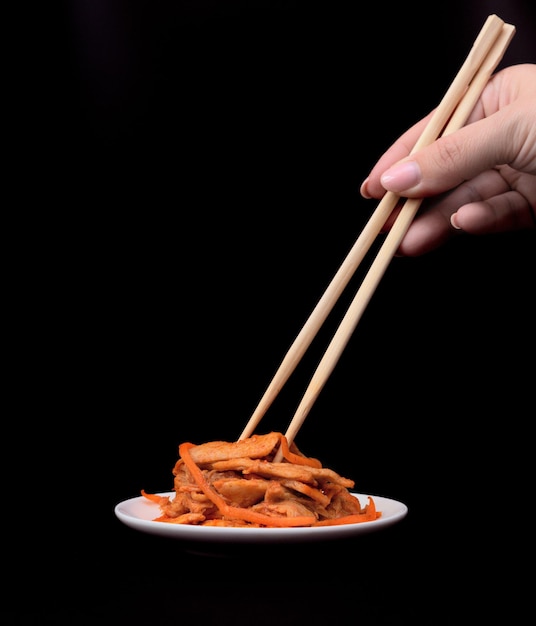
top-left (142, 432), bottom-right (380, 527)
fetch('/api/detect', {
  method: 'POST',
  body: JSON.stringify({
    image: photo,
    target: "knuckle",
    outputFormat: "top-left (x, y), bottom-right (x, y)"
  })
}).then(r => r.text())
top-left (434, 137), bottom-right (464, 173)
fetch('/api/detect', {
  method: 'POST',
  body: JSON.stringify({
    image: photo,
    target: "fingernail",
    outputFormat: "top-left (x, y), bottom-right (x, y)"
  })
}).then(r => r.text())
top-left (381, 161), bottom-right (421, 192)
top-left (450, 213), bottom-right (461, 229)
top-left (360, 178), bottom-right (372, 199)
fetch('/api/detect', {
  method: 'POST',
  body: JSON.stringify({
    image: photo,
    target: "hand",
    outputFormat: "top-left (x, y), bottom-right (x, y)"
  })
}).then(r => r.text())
top-left (360, 64), bottom-right (536, 256)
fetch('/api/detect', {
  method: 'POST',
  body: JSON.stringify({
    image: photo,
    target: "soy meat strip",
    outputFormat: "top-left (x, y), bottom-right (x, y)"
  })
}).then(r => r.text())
top-left (141, 432), bottom-right (380, 527)
top-left (211, 457), bottom-right (355, 487)
top-left (188, 431), bottom-right (281, 464)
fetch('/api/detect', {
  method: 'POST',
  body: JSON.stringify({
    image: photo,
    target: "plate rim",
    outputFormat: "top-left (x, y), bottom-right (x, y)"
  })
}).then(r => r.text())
top-left (114, 491), bottom-right (408, 543)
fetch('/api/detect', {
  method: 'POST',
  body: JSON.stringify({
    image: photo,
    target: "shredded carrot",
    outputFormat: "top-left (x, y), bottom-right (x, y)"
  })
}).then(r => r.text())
top-left (178, 442), bottom-right (227, 510)
top-left (140, 489), bottom-right (170, 506)
top-left (278, 434), bottom-right (322, 468)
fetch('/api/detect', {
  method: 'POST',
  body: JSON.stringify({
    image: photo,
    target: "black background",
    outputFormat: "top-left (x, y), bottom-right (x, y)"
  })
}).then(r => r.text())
top-left (7, 1), bottom-right (535, 624)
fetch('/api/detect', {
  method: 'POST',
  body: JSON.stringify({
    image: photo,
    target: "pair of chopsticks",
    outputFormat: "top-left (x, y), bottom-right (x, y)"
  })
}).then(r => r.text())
top-left (238, 14), bottom-right (515, 459)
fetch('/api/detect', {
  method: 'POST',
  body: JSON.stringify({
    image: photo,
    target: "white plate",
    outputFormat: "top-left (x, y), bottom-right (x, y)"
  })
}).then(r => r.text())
top-left (114, 492), bottom-right (408, 544)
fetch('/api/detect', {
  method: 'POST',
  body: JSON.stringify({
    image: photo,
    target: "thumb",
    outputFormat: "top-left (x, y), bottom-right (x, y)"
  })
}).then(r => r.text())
top-left (379, 110), bottom-right (517, 197)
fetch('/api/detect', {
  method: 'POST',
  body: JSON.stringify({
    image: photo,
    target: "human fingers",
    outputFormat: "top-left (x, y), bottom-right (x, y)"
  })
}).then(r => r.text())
top-left (362, 65), bottom-right (536, 200)
top-left (376, 98), bottom-right (536, 198)
top-left (450, 168), bottom-right (536, 234)
top-left (394, 169), bottom-right (512, 256)
top-left (359, 114), bottom-right (433, 199)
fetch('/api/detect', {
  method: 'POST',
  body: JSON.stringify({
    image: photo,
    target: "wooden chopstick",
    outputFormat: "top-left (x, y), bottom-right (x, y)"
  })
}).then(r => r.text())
top-left (442, 21), bottom-right (515, 137)
top-left (238, 15), bottom-right (514, 451)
